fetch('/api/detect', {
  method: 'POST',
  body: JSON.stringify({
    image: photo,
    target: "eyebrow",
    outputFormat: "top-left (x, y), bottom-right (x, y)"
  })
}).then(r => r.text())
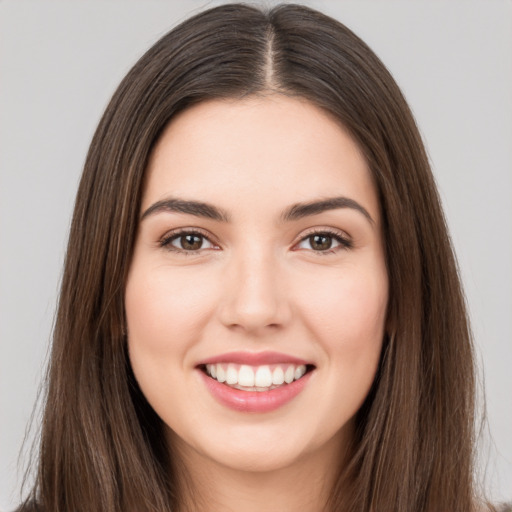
top-left (281, 196), bottom-right (374, 224)
top-left (141, 196), bottom-right (374, 225)
top-left (141, 198), bottom-right (231, 222)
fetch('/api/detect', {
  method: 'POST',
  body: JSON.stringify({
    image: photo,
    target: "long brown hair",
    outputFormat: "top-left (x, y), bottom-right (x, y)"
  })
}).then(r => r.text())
top-left (20, 3), bottom-right (479, 511)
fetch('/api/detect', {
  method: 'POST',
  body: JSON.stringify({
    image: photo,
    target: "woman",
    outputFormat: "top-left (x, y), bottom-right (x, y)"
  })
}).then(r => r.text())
top-left (16, 3), bottom-right (502, 511)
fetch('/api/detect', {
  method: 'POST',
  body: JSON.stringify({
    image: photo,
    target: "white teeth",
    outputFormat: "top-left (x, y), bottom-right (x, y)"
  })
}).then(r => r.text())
top-left (205, 362), bottom-right (310, 389)
top-left (294, 365), bottom-right (306, 380)
top-left (226, 364), bottom-right (238, 385)
top-left (238, 365), bottom-right (255, 387)
top-left (272, 366), bottom-right (284, 385)
top-left (216, 364), bottom-right (226, 383)
top-left (255, 366), bottom-right (272, 387)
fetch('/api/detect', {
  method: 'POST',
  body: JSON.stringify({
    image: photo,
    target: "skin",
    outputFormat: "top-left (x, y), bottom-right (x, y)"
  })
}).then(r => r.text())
top-left (125, 95), bottom-right (389, 512)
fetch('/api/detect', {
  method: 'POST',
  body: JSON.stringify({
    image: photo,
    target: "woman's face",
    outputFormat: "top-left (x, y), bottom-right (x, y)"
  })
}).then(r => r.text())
top-left (125, 96), bottom-right (388, 474)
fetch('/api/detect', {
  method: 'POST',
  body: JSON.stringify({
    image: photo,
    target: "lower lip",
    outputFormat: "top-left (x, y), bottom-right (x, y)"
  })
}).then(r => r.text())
top-left (199, 369), bottom-right (312, 413)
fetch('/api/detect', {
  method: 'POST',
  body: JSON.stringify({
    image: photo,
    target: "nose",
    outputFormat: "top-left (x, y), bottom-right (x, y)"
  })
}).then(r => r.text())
top-left (218, 248), bottom-right (291, 334)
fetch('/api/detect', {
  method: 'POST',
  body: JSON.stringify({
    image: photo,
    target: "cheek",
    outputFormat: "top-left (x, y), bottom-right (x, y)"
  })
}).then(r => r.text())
top-left (294, 263), bottom-right (387, 431)
top-left (125, 265), bottom-right (219, 355)
top-left (295, 260), bottom-right (388, 368)
top-left (124, 264), bottom-right (220, 425)
top-left (302, 267), bottom-right (386, 334)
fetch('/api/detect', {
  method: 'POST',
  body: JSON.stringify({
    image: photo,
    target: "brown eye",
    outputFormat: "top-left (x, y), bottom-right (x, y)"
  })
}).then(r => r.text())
top-left (180, 234), bottom-right (203, 250)
top-left (162, 231), bottom-right (216, 252)
top-left (309, 234), bottom-right (333, 251)
top-left (295, 230), bottom-right (351, 253)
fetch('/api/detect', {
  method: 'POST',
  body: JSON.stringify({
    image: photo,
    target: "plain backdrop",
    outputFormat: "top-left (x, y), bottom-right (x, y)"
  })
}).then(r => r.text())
top-left (1, 0), bottom-right (511, 509)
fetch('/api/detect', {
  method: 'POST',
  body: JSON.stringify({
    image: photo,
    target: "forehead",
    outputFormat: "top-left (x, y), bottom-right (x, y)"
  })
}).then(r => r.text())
top-left (143, 95), bottom-right (379, 223)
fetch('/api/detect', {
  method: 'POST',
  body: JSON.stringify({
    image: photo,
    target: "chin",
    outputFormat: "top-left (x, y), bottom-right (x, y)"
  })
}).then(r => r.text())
top-left (167, 418), bottom-right (348, 476)
top-left (207, 442), bottom-right (309, 474)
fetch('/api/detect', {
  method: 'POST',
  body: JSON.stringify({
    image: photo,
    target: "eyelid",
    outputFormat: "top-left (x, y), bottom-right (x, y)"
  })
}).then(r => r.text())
top-left (292, 227), bottom-right (353, 252)
top-left (157, 226), bottom-right (352, 255)
top-left (159, 227), bottom-right (220, 254)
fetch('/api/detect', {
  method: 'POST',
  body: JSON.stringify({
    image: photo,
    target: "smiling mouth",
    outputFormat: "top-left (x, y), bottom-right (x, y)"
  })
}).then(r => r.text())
top-left (199, 363), bottom-right (315, 392)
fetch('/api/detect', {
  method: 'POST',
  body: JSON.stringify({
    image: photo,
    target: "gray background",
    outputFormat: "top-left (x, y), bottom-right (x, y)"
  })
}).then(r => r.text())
top-left (1, 0), bottom-right (511, 508)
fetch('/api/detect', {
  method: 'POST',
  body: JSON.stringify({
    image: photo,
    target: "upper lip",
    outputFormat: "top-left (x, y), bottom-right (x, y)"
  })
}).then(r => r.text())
top-left (197, 351), bottom-right (312, 367)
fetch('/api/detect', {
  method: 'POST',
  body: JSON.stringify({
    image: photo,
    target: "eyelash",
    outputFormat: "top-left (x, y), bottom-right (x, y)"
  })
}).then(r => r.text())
top-left (294, 228), bottom-right (353, 254)
top-left (159, 228), bottom-right (218, 255)
top-left (159, 228), bottom-right (353, 255)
